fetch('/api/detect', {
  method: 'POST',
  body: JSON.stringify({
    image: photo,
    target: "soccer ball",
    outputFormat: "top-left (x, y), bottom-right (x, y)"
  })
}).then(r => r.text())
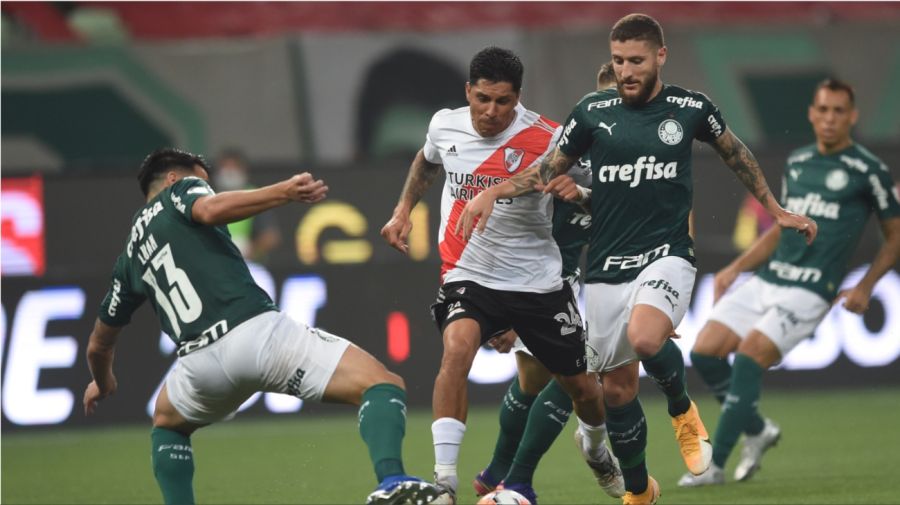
top-left (476, 489), bottom-right (531, 505)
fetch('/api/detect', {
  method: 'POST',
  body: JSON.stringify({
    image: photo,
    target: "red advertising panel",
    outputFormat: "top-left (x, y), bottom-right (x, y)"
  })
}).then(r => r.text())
top-left (1, 175), bottom-right (45, 277)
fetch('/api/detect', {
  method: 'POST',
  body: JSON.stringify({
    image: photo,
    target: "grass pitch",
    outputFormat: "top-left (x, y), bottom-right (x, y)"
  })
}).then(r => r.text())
top-left (4, 387), bottom-right (900, 504)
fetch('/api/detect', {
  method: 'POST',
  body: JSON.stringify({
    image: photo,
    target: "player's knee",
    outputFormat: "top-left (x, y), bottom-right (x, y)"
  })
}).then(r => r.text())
top-left (557, 374), bottom-right (601, 404)
top-left (360, 360), bottom-right (406, 391)
top-left (628, 328), bottom-right (663, 358)
top-left (602, 378), bottom-right (637, 407)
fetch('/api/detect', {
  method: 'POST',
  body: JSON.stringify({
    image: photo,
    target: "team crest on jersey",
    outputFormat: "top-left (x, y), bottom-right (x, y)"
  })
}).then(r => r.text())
top-left (658, 119), bottom-right (683, 145)
top-left (825, 169), bottom-right (849, 191)
top-left (504, 147), bottom-right (526, 173)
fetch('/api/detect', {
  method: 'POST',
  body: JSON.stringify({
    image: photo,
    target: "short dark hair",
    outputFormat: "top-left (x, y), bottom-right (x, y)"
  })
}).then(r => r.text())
top-left (813, 78), bottom-right (855, 106)
top-left (469, 47), bottom-right (523, 93)
top-left (597, 62), bottom-right (616, 90)
top-left (137, 148), bottom-right (209, 196)
top-left (610, 13), bottom-right (665, 48)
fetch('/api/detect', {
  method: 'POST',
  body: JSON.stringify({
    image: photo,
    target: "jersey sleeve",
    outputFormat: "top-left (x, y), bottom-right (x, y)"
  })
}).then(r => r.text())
top-left (694, 92), bottom-right (727, 143)
top-left (866, 164), bottom-right (900, 220)
top-left (98, 254), bottom-right (146, 327)
top-left (169, 177), bottom-right (216, 224)
top-left (556, 104), bottom-right (594, 159)
top-left (422, 109), bottom-right (449, 165)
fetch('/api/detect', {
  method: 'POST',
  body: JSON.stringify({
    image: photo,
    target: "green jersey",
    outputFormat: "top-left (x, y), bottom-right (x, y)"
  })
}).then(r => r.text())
top-left (757, 143), bottom-right (900, 300)
top-left (98, 177), bottom-right (277, 346)
top-left (558, 85), bottom-right (726, 283)
top-left (553, 158), bottom-right (592, 277)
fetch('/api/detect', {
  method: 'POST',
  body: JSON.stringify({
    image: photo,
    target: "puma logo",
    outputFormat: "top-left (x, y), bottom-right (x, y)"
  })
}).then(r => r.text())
top-left (664, 294), bottom-right (677, 311)
top-left (599, 122), bottom-right (616, 136)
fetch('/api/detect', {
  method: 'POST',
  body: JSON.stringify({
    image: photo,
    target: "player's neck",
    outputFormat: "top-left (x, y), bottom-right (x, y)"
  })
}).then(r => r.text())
top-left (646, 80), bottom-right (664, 103)
top-left (817, 137), bottom-right (853, 156)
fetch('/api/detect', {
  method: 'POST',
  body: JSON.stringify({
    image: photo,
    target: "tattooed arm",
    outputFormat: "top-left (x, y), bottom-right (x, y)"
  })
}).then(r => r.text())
top-left (496, 147), bottom-right (582, 197)
top-left (381, 149), bottom-right (443, 254)
top-left (454, 147), bottom-right (586, 240)
top-left (711, 128), bottom-right (818, 244)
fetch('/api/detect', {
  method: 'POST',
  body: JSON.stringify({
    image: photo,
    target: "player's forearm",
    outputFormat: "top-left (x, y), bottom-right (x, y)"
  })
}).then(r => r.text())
top-left (499, 148), bottom-right (579, 198)
top-left (727, 225), bottom-right (782, 272)
top-left (195, 183), bottom-right (290, 225)
top-left (856, 220), bottom-right (900, 292)
top-left (713, 130), bottom-right (783, 218)
top-left (86, 319), bottom-right (120, 393)
top-left (394, 149), bottom-right (442, 215)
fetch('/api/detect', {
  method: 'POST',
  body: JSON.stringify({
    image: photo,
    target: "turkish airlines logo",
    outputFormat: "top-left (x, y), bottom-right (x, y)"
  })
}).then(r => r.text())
top-left (504, 147), bottom-right (526, 173)
top-left (1, 176), bottom-right (45, 276)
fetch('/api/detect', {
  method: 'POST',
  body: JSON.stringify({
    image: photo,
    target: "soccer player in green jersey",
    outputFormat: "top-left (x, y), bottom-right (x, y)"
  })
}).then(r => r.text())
top-left (457, 14), bottom-right (817, 504)
top-left (679, 79), bottom-right (900, 487)
top-left (472, 63), bottom-right (623, 503)
top-left (82, 149), bottom-right (444, 505)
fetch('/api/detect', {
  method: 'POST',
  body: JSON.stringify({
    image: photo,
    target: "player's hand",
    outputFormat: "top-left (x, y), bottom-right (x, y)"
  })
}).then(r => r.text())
top-left (713, 265), bottom-right (741, 303)
top-left (286, 173), bottom-right (328, 203)
top-left (776, 210), bottom-right (817, 245)
top-left (455, 188), bottom-right (496, 241)
top-left (488, 330), bottom-right (518, 354)
top-left (834, 285), bottom-right (872, 314)
top-left (539, 175), bottom-right (581, 202)
top-left (381, 213), bottom-right (413, 254)
top-left (83, 378), bottom-right (117, 416)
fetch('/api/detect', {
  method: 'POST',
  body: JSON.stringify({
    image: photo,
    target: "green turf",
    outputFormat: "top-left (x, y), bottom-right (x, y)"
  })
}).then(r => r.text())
top-left (4, 387), bottom-right (900, 504)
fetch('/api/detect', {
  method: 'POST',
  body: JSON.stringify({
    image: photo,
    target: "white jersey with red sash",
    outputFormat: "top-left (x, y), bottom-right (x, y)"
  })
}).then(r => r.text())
top-left (423, 103), bottom-right (563, 293)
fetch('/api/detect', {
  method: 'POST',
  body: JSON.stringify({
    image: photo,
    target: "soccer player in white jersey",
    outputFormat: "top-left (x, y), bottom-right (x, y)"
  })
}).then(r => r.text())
top-left (471, 63), bottom-right (623, 504)
top-left (381, 47), bottom-right (621, 504)
top-left (457, 15), bottom-right (816, 505)
top-left (679, 79), bottom-right (900, 487)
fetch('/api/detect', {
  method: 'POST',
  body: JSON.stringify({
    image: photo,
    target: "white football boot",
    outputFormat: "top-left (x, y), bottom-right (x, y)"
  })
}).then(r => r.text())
top-left (734, 418), bottom-right (781, 482)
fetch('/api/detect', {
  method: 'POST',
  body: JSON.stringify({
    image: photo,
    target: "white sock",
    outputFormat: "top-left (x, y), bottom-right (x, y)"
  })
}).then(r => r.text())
top-left (432, 418), bottom-right (466, 490)
top-left (577, 417), bottom-right (610, 459)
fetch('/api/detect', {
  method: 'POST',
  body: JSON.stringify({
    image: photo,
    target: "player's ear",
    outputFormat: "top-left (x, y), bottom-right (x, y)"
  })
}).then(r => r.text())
top-left (849, 106), bottom-right (859, 127)
top-left (657, 45), bottom-right (667, 66)
top-left (165, 170), bottom-right (181, 187)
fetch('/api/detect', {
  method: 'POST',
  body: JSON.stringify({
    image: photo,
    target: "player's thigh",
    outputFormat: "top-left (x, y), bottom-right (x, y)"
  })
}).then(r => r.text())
top-left (583, 281), bottom-right (633, 373)
top-left (628, 257), bottom-right (697, 349)
top-left (515, 351), bottom-right (552, 395)
top-left (153, 383), bottom-right (208, 435)
top-left (703, 275), bottom-right (766, 350)
top-left (164, 316), bottom-right (274, 426)
top-left (693, 321), bottom-right (742, 358)
top-left (251, 312), bottom-right (354, 403)
top-left (433, 281), bottom-right (510, 361)
top-left (508, 283), bottom-right (586, 377)
top-left (751, 283), bottom-right (831, 367)
top-left (322, 343), bottom-right (403, 405)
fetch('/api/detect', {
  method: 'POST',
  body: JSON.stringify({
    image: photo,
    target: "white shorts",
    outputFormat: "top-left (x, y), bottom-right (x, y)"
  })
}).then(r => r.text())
top-left (584, 256), bottom-right (697, 372)
top-left (511, 271), bottom-right (583, 356)
top-left (166, 311), bottom-right (351, 424)
top-left (709, 275), bottom-right (830, 358)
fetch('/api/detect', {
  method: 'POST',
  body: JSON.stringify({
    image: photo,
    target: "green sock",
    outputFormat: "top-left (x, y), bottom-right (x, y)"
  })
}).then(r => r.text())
top-left (712, 353), bottom-right (764, 467)
top-left (606, 398), bottom-right (648, 494)
top-left (151, 427), bottom-right (195, 505)
top-left (691, 351), bottom-right (765, 434)
top-left (485, 377), bottom-right (537, 483)
top-left (359, 383), bottom-right (407, 483)
top-left (641, 339), bottom-right (692, 417)
top-left (504, 379), bottom-right (573, 485)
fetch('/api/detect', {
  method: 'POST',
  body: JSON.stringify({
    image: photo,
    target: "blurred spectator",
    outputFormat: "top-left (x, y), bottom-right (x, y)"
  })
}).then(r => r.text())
top-left (732, 193), bottom-right (775, 251)
top-left (214, 148), bottom-right (282, 263)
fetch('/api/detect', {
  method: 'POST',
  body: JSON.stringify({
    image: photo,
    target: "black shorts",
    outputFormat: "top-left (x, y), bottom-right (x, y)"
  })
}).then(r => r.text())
top-left (431, 280), bottom-right (586, 376)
